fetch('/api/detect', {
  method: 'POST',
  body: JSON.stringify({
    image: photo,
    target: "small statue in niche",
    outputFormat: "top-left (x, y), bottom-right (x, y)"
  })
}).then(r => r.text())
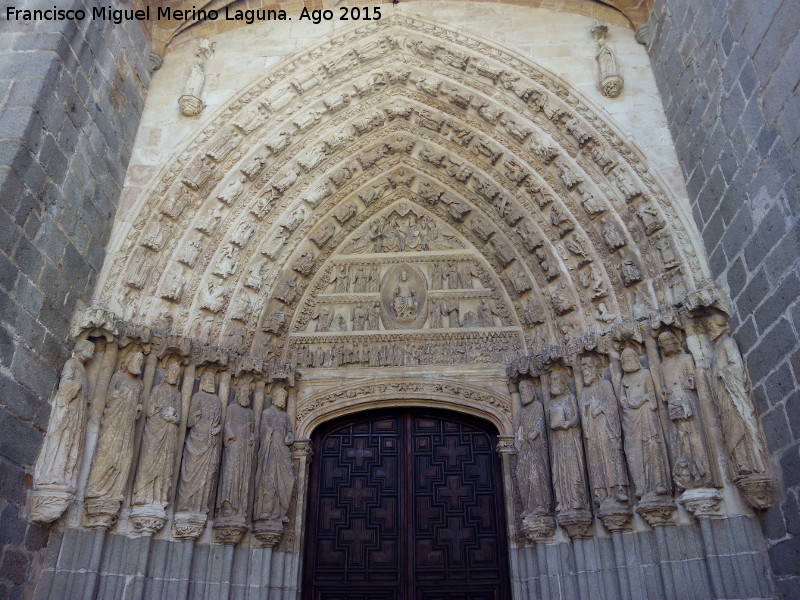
top-left (176, 371), bottom-right (222, 514)
top-left (254, 387), bottom-right (296, 523)
top-left (619, 348), bottom-right (671, 499)
top-left (579, 357), bottom-right (629, 508)
top-left (216, 380), bottom-right (256, 521)
top-left (657, 331), bottom-right (712, 490)
top-left (548, 371), bottom-right (589, 513)
top-left (132, 361), bottom-right (182, 513)
top-left (84, 351), bottom-right (145, 524)
top-left (516, 380), bottom-right (552, 520)
top-left (179, 39), bottom-right (215, 117)
top-left (706, 315), bottom-right (772, 485)
top-left (32, 340), bottom-right (95, 523)
top-left (590, 22), bottom-right (624, 98)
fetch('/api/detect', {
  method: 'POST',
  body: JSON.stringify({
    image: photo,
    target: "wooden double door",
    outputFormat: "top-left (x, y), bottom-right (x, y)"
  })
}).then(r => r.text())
top-left (303, 409), bottom-right (511, 600)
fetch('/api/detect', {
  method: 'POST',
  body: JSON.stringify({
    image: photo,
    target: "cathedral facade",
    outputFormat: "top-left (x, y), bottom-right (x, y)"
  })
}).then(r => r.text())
top-left (1, 1), bottom-right (798, 598)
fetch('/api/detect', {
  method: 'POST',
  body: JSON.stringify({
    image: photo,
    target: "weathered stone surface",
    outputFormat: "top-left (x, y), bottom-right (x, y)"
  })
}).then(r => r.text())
top-left (647, 0), bottom-right (799, 592)
top-left (0, 8), bottom-right (150, 594)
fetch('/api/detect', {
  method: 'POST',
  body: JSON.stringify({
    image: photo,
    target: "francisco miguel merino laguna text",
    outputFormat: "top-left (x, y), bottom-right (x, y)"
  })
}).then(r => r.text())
top-left (6, 6), bottom-right (299, 24)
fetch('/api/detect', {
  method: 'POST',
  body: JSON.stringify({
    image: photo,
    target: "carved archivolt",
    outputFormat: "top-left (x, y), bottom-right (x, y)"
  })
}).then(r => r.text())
top-left (95, 15), bottom-right (708, 366)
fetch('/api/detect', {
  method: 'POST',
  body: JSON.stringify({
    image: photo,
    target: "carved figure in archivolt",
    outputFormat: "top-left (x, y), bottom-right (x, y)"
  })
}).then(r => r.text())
top-left (176, 371), bottom-right (222, 513)
top-left (548, 371), bottom-right (589, 512)
top-left (707, 315), bottom-right (771, 479)
top-left (32, 340), bottom-right (95, 521)
top-left (85, 352), bottom-right (144, 517)
top-left (132, 361), bottom-right (182, 509)
top-left (381, 264), bottom-right (427, 329)
top-left (254, 387), bottom-right (295, 523)
top-left (516, 380), bottom-right (552, 519)
top-left (579, 357), bottom-right (629, 508)
top-left (217, 380), bottom-right (256, 520)
top-left (657, 332), bottom-right (712, 490)
top-left (620, 349), bottom-right (670, 499)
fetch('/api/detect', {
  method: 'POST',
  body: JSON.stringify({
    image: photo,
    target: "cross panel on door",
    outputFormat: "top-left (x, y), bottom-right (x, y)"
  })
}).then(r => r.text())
top-left (303, 409), bottom-right (511, 600)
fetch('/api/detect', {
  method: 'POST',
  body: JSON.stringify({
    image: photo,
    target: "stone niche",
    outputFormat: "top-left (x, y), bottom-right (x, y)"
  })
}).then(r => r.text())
top-left (28, 6), bottom-right (776, 600)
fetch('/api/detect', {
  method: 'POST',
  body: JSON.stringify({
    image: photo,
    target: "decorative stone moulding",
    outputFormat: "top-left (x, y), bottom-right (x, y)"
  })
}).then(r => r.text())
top-left (33, 16), bottom-right (773, 555)
top-left (179, 95), bottom-right (204, 117)
top-left (598, 503), bottom-right (633, 533)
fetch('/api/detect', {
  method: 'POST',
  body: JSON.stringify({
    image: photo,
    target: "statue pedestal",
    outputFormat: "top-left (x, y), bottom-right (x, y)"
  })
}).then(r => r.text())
top-left (173, 511), bottom-right (208, 540)
top-left (521, 514), bottom-right (556, 542)
top-left (735, 474), bottom-right (777, 510)
top-left (213, 516), bottom-right (248, 545)
top-left (557, 509), bottom-right (593, 539)
top-left (29, 487), bottom-right (74, 524)
top-left (84, 496), bottom-right (121, 529)
top-left (678, 488), bottom-right (723, 519)
top-left (253, 520), bottom-right (285, 548)
top-left (130, 503), bottom-right (167, 535)
top-left (635, 495), bottom-right (677, 527)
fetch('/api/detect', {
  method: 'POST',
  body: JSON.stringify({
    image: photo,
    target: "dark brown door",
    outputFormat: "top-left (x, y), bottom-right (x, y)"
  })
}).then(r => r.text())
top-left (303, 409), bottom-right (511, 600)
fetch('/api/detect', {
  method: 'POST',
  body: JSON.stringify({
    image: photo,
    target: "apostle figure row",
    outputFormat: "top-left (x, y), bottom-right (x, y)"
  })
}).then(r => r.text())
top-left (32, 346), bottom-right (296, 545)
top-left (515, 323), bottom-right (774, 541)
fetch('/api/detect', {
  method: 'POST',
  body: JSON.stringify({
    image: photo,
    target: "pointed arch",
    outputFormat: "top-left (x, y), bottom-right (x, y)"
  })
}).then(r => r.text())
top-left (97, 14), bottom-right (707, 365)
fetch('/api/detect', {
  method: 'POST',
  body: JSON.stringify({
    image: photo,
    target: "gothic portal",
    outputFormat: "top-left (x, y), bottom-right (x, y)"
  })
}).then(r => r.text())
top-left (17, 4), bottom-right (786, 600)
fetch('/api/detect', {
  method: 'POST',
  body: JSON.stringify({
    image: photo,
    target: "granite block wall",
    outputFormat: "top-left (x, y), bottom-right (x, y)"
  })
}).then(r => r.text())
top-left (0, 2), bottom-right (150, 597)
top-left (645, 0), bottom-right (800, 596)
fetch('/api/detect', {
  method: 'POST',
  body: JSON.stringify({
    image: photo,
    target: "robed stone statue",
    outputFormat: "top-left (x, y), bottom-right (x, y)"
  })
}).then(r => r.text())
top-left (515, 379), bottom-right (552, 519)
top-left (254, 387), bottom-right (295, 523)
top-left (619, 348), bottom-right (671, 500)
top-left (176, 371), bottom-right (222, 514)
top-left (132, 361), bottom-right (182, 510)
top-left (579, 357), bottom-right (629, 508)
top-left (32, 340), bottom-right (95, 523)
top-left (85, 351), bottom-right (144, 525)
top-left (217, 379), bottom-right (256, 520)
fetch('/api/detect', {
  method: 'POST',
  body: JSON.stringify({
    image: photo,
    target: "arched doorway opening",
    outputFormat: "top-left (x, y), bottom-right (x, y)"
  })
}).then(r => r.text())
top-left (303, 408), bottom-right (512, 600)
